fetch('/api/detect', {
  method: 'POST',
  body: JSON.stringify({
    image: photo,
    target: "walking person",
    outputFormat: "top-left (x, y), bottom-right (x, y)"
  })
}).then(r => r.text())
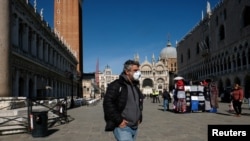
top-left (209, 80), bottom-right (219, 112)
top-left (162, 89), bottom-right (171, 111)
top-left (152, 89), bottom-right (157, 103)
top-left (103, 59), bottom-right (144, 141)
top-left (246, 90), bottom-right (250, 109)
top-left (231, 83), bottom-right (244, 117)
top-left (155, 90), bottom-right (161, 103)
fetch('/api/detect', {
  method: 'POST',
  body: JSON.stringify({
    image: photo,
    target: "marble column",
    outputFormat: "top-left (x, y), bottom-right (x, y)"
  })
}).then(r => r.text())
top-left (0, 0), bottom-right (11, 96)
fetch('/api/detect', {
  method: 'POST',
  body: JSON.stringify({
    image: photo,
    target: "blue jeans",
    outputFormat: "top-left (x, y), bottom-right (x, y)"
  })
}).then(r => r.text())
top-left (163, 99), bottom-right (169, 111)
top-left (113, 126), bottom-right (138, 141)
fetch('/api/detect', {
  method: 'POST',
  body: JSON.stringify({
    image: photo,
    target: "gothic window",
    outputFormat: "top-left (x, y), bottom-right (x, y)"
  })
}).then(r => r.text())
top-left (43, 42), bottom-right (46, 61)
top-left (48, 45), bottom-right (52, 63)
top-left (205, 37), bottom-right (210, 49)
top-left (237, 53), bottom-right (241, 67)
top-left (36, 35), bottom-right (39, 58)
top-left (245, 42), bottom-right (248, 47)
top-left (188, 48), bottom-right (190, 59)
top-left (247, 50), bottom-right (250, 65)
top-left (232, 55), bottom-right (236, 69)
top-left (216, 61), bottom-right (219, 73)
top-left (28, 29), bottom-right (32, 54)
top-left (224, 58), bottom-right (227, 71)
top-left (212, 62), bottom-right (215, 73)
top-left (208, 64), bottom-right (211, 74)
top-left (228, 57), bottom-right (231, 70)
top-left (181, 54), bottom-right (183, 63)
top-left (196, 42), bottom-right (200, 54)
top-left (219, 25), bottom-right (225, 40)
top-left (242, 51), bottom-right (246, 66)
top-left (18, 22), bottom-right (23, 49)
top-left (223, 9), bottom-right (227, 20)
top-left (215, 16), bottom-right (218, 26)
top-left (242, 6), bottom-right (250, 27)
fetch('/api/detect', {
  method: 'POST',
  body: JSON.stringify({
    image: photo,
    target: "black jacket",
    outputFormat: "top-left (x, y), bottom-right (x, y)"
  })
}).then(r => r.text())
top-left (103, 75), bottom-right (143, 131)
top-left (162, 91), bottom-right (171, 101)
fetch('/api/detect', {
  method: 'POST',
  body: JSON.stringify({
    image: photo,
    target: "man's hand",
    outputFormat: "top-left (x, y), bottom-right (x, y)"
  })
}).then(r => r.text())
top-left (138, 120), bottom-right (141, 125)
top-left (119, 119), bottom-right (128, 128)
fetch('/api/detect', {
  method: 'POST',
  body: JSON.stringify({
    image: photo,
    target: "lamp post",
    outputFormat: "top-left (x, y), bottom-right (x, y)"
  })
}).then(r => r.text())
top-left (70, 73), bottom-right (74, 108)
top-left (68, 70), bottom-right (81, 108)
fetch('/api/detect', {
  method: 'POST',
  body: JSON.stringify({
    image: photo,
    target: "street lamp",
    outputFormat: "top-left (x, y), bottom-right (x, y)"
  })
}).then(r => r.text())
top-left (70, 73), bottom-right (74, 108)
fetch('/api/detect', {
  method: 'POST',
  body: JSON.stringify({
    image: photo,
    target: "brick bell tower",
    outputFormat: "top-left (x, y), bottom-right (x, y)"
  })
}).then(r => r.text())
top-left (54, 0), bottom-right (83, 74)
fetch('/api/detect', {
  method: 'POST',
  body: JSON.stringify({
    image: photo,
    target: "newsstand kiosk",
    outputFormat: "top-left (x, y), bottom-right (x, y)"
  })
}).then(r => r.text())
top-left (185, 85), bottom-right (206, 112)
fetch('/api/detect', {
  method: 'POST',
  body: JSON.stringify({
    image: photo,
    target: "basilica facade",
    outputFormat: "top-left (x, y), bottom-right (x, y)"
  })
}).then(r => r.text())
top-left (134, 41), bottom-right (177, 96)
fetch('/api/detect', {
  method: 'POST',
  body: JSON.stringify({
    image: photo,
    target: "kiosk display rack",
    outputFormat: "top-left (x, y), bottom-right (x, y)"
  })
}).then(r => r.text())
top-left (184, 85), bottom-right (205, 112)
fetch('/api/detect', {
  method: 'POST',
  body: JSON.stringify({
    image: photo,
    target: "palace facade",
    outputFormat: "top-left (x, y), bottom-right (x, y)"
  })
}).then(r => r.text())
top-left (177, 0), bottom-right (250, 95)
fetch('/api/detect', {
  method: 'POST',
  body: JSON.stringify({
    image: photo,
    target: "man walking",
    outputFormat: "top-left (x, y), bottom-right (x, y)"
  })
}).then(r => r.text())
top-left (103, 59), bottom-right (144, 141)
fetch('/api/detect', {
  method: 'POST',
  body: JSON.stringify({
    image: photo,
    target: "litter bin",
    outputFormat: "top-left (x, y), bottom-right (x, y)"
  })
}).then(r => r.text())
top-left (31, 110), bottom-right (48, 137)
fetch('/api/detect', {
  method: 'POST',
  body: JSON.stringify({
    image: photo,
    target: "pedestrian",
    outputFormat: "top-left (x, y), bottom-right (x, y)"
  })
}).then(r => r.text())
top-left (246, 89), bottom-right (250, 109)
top-left (231, 83), bottom-right (244, 117)
top-left (155, 90), bottom-right (161, 103)
top-left (152, 89), bottom-right (157, 103)
top-left (209, 80), bottom-right (219, 112)
top-left (162, 89), bottom-right (171, 111)
top-left (103, 59), bottom-right (144, 141)
top-left (152, 89), bottom-right (160, 103)
top-left (101, 92), bottom-right (104, 100)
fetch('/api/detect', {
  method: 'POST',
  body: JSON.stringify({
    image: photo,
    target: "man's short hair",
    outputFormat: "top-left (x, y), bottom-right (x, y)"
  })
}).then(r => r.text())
top-left (123, 59), bottom-right (140, 73)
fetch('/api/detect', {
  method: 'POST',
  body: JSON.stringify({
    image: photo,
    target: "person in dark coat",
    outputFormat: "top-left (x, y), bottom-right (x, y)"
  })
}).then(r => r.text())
top-left (162, 89), bottom-right (171, 111)
top-left (103, 60), bottom-right (144, 141)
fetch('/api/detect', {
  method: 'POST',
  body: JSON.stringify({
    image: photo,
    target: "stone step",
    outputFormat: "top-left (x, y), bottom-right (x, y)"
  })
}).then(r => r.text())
top-left (0, 117), bottom-right (26, 126)
top-left (0, 111), bottom-right (66, 136)
top-left (0, 104), bottom-right (69, 135)
top-left (0, 125), bottom-right (27, 135)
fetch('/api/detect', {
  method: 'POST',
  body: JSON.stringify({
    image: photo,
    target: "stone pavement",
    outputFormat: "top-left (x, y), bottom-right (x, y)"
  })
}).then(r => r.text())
top-left (0, 98), bottom-right (249, 141)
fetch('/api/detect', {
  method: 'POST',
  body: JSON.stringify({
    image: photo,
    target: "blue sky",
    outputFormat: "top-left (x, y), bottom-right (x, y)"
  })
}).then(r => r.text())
top-left (35, 0), bottom-right (219, 74)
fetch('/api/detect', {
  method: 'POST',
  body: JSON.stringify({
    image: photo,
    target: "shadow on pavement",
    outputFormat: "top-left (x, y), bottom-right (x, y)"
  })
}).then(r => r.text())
top-left (215, 112), bottom-right (232, 116)
top-left (47, 129), bottom-right (59, 136)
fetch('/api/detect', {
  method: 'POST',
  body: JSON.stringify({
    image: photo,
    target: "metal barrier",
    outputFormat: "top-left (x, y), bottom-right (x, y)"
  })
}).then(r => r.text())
top-left (27, 97), bottom-right (70, 131)
top-left (0, 97), bottom-right (70, 135)
top-left (0, 97), bottom-right (28, 135)
top-left (0, 96), bottom-right (100, 135)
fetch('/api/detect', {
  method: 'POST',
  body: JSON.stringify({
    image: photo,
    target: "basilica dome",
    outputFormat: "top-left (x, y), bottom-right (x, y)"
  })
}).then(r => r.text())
top-left (160, 41), bottom-right (177, 59)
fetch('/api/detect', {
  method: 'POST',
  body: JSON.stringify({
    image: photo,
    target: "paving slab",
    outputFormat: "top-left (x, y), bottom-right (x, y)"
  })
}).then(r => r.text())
top-left (0, 98), bottom-right (249, 141)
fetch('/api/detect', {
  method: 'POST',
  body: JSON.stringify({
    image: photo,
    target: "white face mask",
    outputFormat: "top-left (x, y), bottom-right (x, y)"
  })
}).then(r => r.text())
top-left (133, 71), bottom-right (141, 80)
